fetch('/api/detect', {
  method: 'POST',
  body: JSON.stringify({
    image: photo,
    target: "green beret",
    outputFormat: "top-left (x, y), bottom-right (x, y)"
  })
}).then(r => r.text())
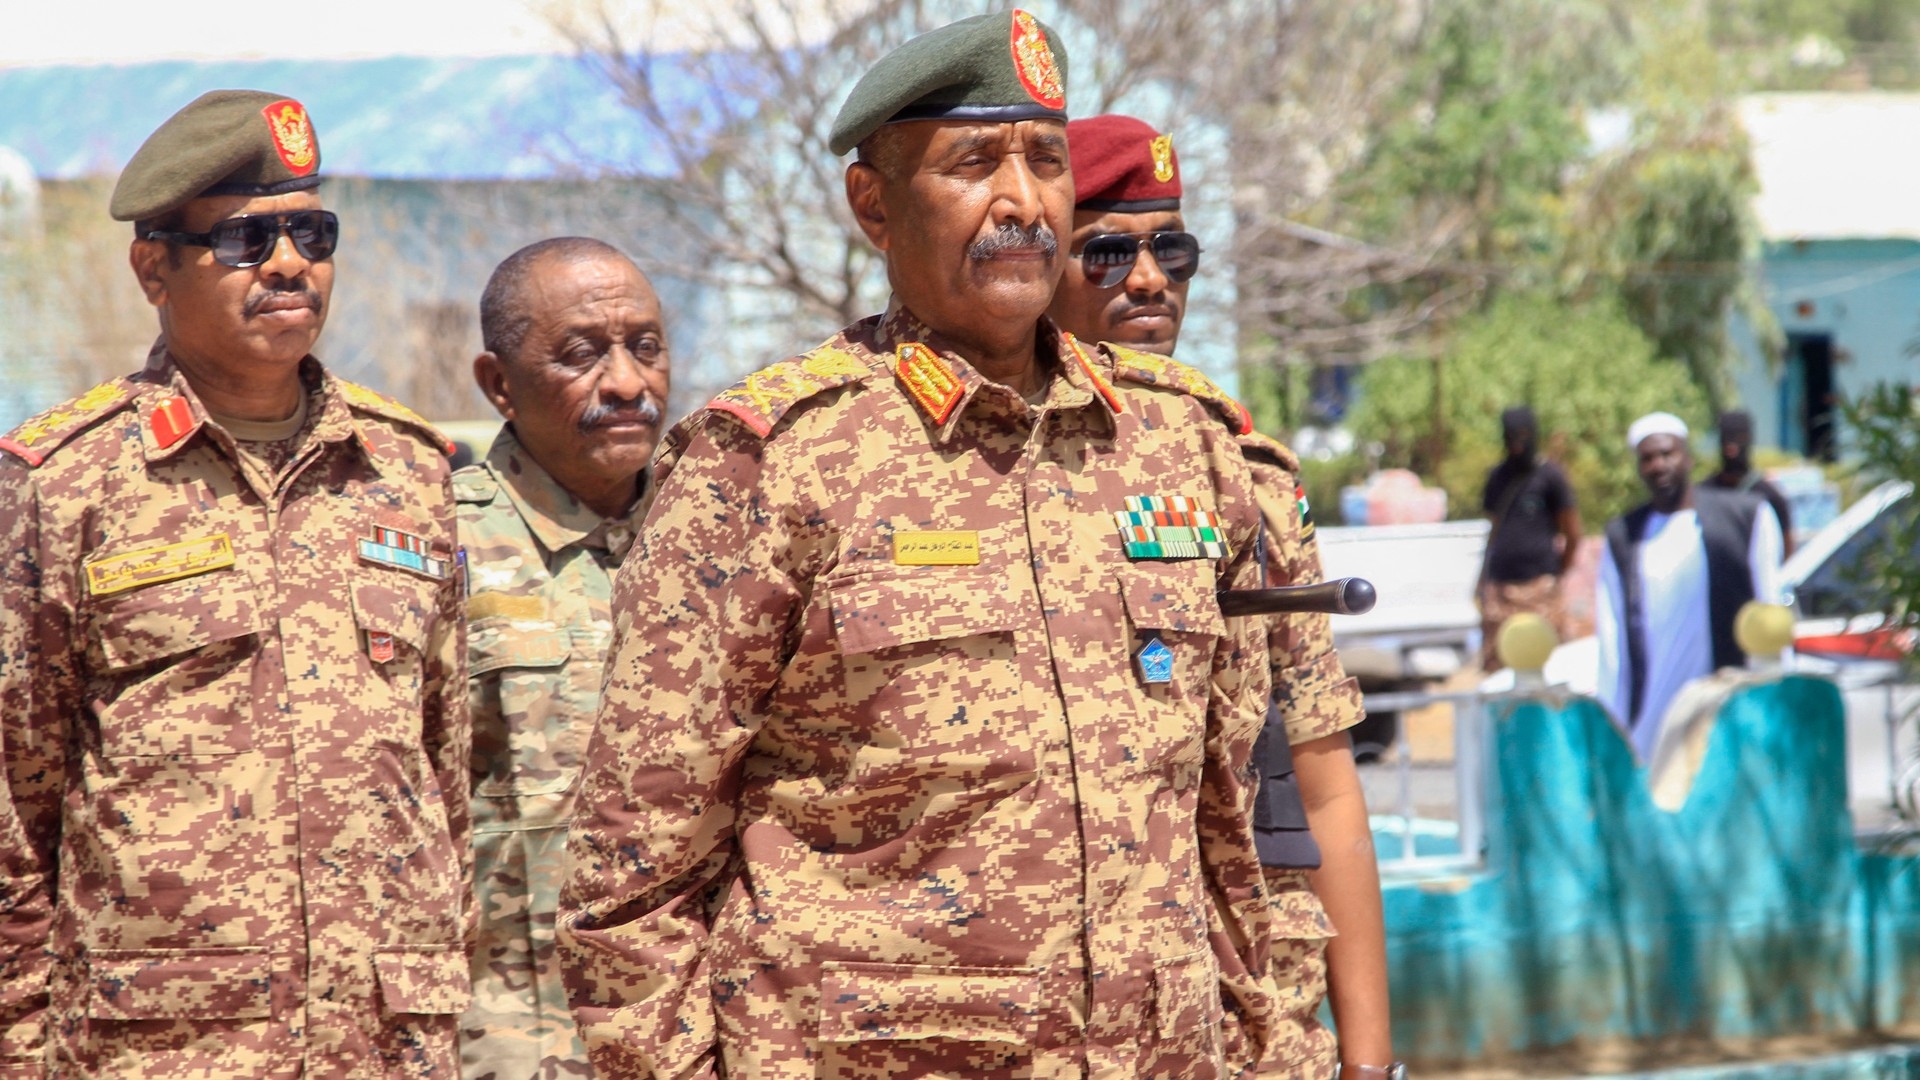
top-left (111, 89), bottom-right (322, 222)
top-left (829, 10), bottom-right (1069, 157)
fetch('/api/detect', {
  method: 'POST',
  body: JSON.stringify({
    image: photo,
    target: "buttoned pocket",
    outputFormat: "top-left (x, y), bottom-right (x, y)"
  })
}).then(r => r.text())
top-left (373, 944), bottom-right (472, 1015)
top-left (87, 947), bottom-right (273, 1021)
top-left (827, 565), bottom-right (1031, 655)
top-left (87, 574), bottom-right (260, 756)
top-left (817, 961), bottom-right (1040, 1075)
top-left (469, 617), bottom-right (582, 798)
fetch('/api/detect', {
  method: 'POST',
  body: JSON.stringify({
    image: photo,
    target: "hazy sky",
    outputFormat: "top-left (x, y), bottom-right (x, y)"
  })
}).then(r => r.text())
top-left (0, 1), bottom-right (858, 66)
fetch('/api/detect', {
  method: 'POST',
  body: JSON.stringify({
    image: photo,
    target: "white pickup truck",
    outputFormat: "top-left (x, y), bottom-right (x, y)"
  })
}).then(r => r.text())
top-left (1316, 519), bottom-right (1489, 752)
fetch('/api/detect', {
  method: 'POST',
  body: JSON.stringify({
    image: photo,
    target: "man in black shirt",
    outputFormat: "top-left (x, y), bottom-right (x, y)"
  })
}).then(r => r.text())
top-left (1478, 406), bottom-right (1581, 670)
top-left (1705, 410), bottom-right (1795, 558)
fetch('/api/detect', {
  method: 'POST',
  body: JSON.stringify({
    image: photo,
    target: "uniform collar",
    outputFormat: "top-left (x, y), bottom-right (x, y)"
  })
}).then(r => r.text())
top-left (136, 339), bottom-right (346, 464)
top-left (484, 425), bottom-right (636, 558)
top-left (870, 300), bottom-right (1123, 444)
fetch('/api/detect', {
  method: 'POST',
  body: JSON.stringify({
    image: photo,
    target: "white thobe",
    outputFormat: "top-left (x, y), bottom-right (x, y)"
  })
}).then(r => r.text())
top-left (1596, 504), bottom-right (1784, 760)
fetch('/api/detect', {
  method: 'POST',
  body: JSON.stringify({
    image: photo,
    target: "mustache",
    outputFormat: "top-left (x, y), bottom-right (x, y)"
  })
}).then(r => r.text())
top-left (243, 282), bottom-right (323, 319)
top-left (967, 222), bottom-right (1058, 261)
top-left (578, 396), bottom-right (662, 434)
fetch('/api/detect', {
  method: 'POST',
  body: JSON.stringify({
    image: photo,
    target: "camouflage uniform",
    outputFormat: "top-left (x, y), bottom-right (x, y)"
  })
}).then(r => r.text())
top-left (560, 307), bottom-right (1281, 1079)
top-left (456, 427), bottom-right (625, 1079)
top-left (0, 341), bottom-right (472, 1078)
top-left (1240, 433), bottom-right (1366, 1079)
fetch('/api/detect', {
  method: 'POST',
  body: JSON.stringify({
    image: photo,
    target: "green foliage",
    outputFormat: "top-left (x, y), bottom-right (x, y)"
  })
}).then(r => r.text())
top-left (1838, 383), bottom-right (1920, 630)
top-left (1347, 292), bottom-right (1709, 526)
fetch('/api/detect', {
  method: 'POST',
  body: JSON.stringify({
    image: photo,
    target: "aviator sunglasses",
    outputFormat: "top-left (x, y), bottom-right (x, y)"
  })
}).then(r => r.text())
top-left (144, 210), bottom-right (341, 268)
top-left (1071, 230), bottom-right (1202, 289)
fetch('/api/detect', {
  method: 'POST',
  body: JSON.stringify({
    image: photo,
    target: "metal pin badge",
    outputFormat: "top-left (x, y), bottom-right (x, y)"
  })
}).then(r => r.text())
top-left (1136, 635), bottom-right (1174, 685)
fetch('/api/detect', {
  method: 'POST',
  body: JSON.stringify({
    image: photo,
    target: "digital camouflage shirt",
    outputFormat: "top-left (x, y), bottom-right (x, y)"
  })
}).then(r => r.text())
top-left (559, 308), bottom-right (1280, 1080)
top-left (0, 342), bottom-right (471, 1079)
top-left (456, 427), bottom-right (631, 1080)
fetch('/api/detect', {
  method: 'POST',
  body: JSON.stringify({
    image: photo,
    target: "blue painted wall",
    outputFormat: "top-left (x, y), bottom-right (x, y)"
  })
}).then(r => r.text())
top-left (1731, 239), bottom-right (1920, 454)
top-left (1384, 678), bottom-right (1920, 1070)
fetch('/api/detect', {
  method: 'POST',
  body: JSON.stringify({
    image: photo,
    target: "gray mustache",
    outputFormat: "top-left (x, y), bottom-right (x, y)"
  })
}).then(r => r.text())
top-left (968, 223), bottom-right (1058, 261)
top-left (578, 396), bottom-right (662, 433)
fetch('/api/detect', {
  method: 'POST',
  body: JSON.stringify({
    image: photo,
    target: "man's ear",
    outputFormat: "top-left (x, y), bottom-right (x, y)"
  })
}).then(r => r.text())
top-left (129, 239), bottom-right (168, 307)
top-left (845, 163), bottom-right (890, 252)
top-left (473, 352), bottom-right (516, 422)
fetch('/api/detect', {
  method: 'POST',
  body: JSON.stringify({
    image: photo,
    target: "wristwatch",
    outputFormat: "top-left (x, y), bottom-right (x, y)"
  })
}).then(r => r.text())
top-left (1335, 1064), bottom-right (1407, 1080)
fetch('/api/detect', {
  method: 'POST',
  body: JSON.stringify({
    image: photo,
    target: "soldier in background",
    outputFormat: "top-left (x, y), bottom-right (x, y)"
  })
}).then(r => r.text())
top-left (560, 12), bottom-right (1286, 1077)
top-left (1048, 113), bottom-right (1396, 1080)
top-left (457, 237), bottom-right (669, 1079)
top-left (0, 91), bottom-right (470, 1076)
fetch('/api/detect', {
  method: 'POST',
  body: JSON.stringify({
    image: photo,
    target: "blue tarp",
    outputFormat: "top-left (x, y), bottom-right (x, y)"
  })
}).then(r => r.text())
top-left (0, 54), bottom-right (679, 180)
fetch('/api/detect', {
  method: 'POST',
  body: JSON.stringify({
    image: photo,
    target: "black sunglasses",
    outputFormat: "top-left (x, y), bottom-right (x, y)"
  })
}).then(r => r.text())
top-left (1071, 231), bottom-right (1202, 289)
top-left (145, 210), bottom-right (340, 268)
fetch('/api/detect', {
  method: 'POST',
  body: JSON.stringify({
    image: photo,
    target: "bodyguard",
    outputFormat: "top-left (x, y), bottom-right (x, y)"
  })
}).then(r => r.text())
top-left (0, 91), bottom-right (471, 1076)
top-left (457, 238), bottom-right (670, 1079)
top-left (560, 13), bottom-right (1281, 1078)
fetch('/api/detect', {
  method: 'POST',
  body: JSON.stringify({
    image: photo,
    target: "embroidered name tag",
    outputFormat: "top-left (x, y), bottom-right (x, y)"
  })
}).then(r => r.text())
top-left (86, 534), bottom-right (236, 596)
top-left (358, 526), bottom-right (449, 580)
top-left (467, 592), bottom-right (546, 621)
top-left (1113, 496), bottom-right (1229, 560)
top-left (893, 530), bottom-right (981, 566)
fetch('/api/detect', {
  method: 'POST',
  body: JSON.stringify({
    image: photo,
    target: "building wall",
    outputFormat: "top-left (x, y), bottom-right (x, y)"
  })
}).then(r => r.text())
top-left (1732, 238), bottom-right (1920, 455)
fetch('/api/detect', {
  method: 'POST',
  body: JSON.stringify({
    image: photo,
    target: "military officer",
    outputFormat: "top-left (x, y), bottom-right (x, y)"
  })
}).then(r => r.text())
top-left (559, 12), bottom-right (1287, 1079)
top-left (0, 91), bottom-right (471, 1077)
top-left (1048, 114), bottom-right (1398, 1080)
top-left (457, 237), bottom-right (670, 1079)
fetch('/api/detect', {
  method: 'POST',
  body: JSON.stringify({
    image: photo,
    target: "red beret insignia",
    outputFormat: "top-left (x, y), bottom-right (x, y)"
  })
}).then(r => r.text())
top-left (262, 100), bottom-right (317, 177)
top-left (1010, 10), bottom-right (1065, 110)
top-left (1151, 135), bottom-right (1175, 183)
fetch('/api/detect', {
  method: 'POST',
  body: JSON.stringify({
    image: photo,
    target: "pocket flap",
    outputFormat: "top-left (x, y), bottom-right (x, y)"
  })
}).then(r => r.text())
top-left (373, 944), bottom-right (471, 1015)
top-left (1153, 948), bottom-right (1225, 1038)
top-left (817, 962), bottom-right (1041, 1044)
top-left (1118, 566), bottom-right (1227, 635)
top-left (91, 576), bottom-right (259, 673)
top-left (828, 567), bottom-right (1030, 655)
top-left (352, 580), bottom-right (437, 652)
top-left (468, 619), bottom-right (570, 676)
top-left (88, 947), bottom-right (272, 1021)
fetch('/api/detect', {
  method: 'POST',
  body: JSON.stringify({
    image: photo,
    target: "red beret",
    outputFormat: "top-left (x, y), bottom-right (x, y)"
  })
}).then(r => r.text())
top-left (1068, 114), bottom-right (1180, 212)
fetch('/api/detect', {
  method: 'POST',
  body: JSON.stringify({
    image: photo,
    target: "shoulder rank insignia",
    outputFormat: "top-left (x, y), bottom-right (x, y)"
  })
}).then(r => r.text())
top-left (450, 468), bottom-right (499, 505)
top-left (896, 343), bottom-right (964, 424)
top-left (707, 345), bottom-right (872, 438)
top-left (337, 380), bottom-right (456, 455)
top-left (1114, 495), bottom-right (1230, 560)
top-left (0, 379), bottom-right (135, 467)
top-left (1108, 344), bottom-right (1254, 436)
top-left (1062, 333), bottom-right (1123, 414)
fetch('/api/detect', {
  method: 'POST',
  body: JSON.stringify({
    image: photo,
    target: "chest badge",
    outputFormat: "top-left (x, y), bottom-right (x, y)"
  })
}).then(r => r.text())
top-left (893, 530), bottom-right (981, 566)
top-left (1113, 495), bottom-right (1229, 560)
top-left (357, 524), bottom-right (449, 580)
top-left (85, 533), bottom-right (236, 596)
top-left (366, 631), bottom-right (397, 664)
top-left (1137, 635), bottom-right (1175, 685)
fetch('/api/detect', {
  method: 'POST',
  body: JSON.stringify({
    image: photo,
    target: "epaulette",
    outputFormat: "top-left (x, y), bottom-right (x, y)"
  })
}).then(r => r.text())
top-left (705, 345), bottom-right (873, 438)
top-left (0, 379), bottom-right (136, 467)
top-left (1237, 430), bottom-right (1301, 474)
top-left (451, 467), bottom-right (499, 505)
top-left (1106, 344), bottom-right (1254, 436)
top-left (337, 379), bottom-right (456, 455)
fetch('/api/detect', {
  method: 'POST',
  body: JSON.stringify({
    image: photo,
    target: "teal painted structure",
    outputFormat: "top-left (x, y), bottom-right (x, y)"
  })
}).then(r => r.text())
top-left (1384, 677), bottom-right (1920, 1069)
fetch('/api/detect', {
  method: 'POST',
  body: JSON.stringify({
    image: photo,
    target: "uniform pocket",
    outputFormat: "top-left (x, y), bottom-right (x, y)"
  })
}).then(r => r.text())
top-left (87, 947), bottom-right (273, 1021)
top-left (816, 961), bottom-right (1042, 1045)
top-left (469, 618), bottom-right (581, 799)
top-left (373, 944), bottom-right (472, 1015)
top-left (827, 564), bottom-right (1032, 655)
top-left (1150, 948), bottom-right (1227, 1077)
top-left (87, 574), bottom-right (260, 757)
